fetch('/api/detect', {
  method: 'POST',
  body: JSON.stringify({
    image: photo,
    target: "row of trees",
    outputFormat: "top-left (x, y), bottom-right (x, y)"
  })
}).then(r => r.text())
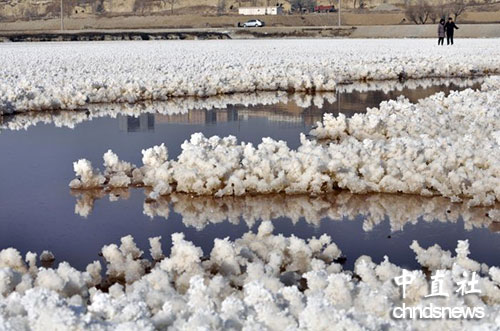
top-left (405, 0), bottom-right (467, 24)
top-left (286, 0), bottom-right (369, 11)
top-left (61, 0), bottom-right (466, 19)
top-left (289, 0), bottom-right (353, 12)
top-left (40, 0), bottom-right (466, 19)
top-left (289, 0), bottom-right (317, 12)
top-left (134, 0), bottom-right (274, 15)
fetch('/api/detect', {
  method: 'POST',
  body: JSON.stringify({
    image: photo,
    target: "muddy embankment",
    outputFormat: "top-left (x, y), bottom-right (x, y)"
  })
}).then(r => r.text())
top-left (0, 30), bottom-right (231, 42)
top-left (1, 24), bottom-right (500, 42)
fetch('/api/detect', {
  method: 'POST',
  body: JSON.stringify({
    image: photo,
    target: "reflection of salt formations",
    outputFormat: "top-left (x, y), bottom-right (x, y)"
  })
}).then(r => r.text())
top-left (69, 77), bottom-right (500, 206)
top-left (165, 192), bottom-right (500, 232)
top-left (1, 223), bottom-right (499, 329)
top-left (73, 189), bottom-right (130, 218)
top-left (0, 91), bottom-right (286, 131)
top-left (0, 77), bottom-right (482, 132)
top-left (336, 76), bottom-right (483, 94)
top-left (72, 189), bottom-right (499, 232)
top-left (238, 110), bottom-right (304, 125)
top-left (2, 39), bottom-right (498, 113)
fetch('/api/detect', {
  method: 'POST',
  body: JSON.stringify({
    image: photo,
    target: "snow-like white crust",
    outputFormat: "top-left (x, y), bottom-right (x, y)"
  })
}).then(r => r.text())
top-left (0, 223), bottom-right (499, 330)
top-left (69, 159), bottom-right (106, 190)
top-left (69, 77), bottom-right (500, 206)
top-left (1, 39), bottom-right (498, 113)
top-left (0, 77), bottom-right (482, 132)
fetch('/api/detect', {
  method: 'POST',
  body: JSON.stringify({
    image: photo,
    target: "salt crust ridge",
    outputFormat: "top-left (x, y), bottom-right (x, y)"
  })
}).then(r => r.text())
top-left (69, 77), bottom-right (500, 206)
top-left (0, 222), bottom-right (499, 330)
top-left (72, 189), bottom-right (499, 232)
top-left (0, 77), bottom-right (481, 131)
top-left (1, 39), bottom-right (498, 113)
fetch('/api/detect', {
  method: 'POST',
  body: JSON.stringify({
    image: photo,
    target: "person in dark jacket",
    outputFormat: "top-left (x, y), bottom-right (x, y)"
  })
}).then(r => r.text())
top-left (437, 19), bottom-right (445, 45)
top-left (444, 17), bottom-right (459, 45)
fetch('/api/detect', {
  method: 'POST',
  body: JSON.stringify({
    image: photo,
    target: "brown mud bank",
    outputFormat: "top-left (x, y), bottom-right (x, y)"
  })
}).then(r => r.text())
top-left (2, 24), bottom-right (499, 42)
top-left (0, 30), bottom-right (230, 42)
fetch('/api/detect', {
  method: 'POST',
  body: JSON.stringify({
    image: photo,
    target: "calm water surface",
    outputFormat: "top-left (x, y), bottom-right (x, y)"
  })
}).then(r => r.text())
top-left (1, 79), bottom-right (498, 271)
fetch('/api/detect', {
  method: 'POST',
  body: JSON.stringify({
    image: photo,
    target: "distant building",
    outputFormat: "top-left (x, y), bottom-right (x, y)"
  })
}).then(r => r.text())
top-left (118, 114), bottom-right (154, 132)
top-left (155, 109), bottom-right (238, 125)
top-left (238, 6), bottom-right (283, 15)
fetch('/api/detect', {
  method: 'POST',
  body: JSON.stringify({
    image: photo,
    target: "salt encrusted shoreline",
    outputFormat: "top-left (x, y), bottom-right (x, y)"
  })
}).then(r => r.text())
top-left (1, 39), bottom-right (498, 113)
top-left (69, 77), bottom-right (500, 206)
top-left (0, 77), bottom-right (483, 132)
top-left (0, 222), bottom-right (499, 330)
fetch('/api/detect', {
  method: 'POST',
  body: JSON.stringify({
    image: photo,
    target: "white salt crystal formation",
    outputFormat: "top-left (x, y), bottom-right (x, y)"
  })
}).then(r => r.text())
top-left (0, 224), bottom-right (499, 329)
top-left (309, 77), bottom-right (500, 206)
top-left (69, 159), bottom-right (106, 190)
top-left (39, 251), bottom-right (55, 263)
top-left (1, 39), bottom-right (498, 113)
top-left (0, 77), bottom-right (482, 132)
top-left (70, 77), bottom-right (500, 206)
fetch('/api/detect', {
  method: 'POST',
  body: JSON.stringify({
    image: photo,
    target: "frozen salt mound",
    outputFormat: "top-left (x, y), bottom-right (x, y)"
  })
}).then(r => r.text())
top-left (1, 39), bottom-right (498, 113)
top-left (0, 224), bottom-right (499, 329)
top-left (70, 78), bottom-right (500, 206)
top-left (308, 77), bottom-right (500, 206)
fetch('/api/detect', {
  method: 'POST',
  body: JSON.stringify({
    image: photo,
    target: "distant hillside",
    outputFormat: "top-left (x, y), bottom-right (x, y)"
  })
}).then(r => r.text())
top-left (0, 0), bottom-right (498, 24)
top-left (2, 0), bottom-right (399, 22)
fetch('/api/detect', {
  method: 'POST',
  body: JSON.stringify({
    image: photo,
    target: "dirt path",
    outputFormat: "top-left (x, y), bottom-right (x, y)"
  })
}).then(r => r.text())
top-left (1, 10), bottom-right (499, 32)
top-left (1, 24), bottom-right (499, 41)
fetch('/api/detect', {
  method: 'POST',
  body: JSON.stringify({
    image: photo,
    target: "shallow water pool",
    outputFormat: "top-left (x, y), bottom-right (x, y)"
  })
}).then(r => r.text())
top-left (1, 78), bottom-right (498, 271)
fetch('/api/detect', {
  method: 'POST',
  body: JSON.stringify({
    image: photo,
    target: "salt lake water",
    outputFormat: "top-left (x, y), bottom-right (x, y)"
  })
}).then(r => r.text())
top-left (1, 78), bottom-right (498, 272)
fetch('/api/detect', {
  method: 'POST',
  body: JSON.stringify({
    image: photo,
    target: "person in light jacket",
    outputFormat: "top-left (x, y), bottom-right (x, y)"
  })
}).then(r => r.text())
top-left (437, 19), bottom-right (445, 45)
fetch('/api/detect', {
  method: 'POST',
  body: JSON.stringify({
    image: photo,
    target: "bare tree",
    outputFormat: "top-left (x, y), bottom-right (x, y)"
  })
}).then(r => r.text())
top-left (162, 0), bottom-right (179, 14)
top-left (448, 0), bottom-right (466, 21)
top-left (405, 5), bottom-right (419, 23)
top-left (133, 0), bottom-right (147, 14)
top-left (46, 0), bottom-right (62, 19)
top-left (429, 7), bottom-right (438, 23)
top-left (22, 7), bottom-right (38, 21)
top-left (417, 2), bottom-right (432, 24)
top-left (290, 0), bottom-right (316, 12)
top-left (429, 2), bottom-right (447, 23)
top-left (436, 0), bottom-right (449, 20)
top-left (352, 0), bottom-right (366, 9)
top-left (405, 0), bottom-right (432, 24)
top-left (55, 0), bottom-right (78, 17)
top-left (94, 0), bottom-right (105, 15)
top-left (217, 0), bottom-right (226, 15)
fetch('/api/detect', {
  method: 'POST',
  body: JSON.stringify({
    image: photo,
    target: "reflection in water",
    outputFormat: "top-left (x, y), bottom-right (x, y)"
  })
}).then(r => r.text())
top-left (71, 189), bottom-right (499, 233)
top-left (1, 76), bottom-right (497, 272)
top-left (1, 77), bottom-right (482, 132)
top-left (118, 114), bottom-right (155, 132)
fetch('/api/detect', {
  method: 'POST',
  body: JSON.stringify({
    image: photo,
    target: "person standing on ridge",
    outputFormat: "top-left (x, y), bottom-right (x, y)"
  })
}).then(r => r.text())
top-left (444, 17), bottom-right (459, 45)
top-left (437, 19), bottom-right (445, 45)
